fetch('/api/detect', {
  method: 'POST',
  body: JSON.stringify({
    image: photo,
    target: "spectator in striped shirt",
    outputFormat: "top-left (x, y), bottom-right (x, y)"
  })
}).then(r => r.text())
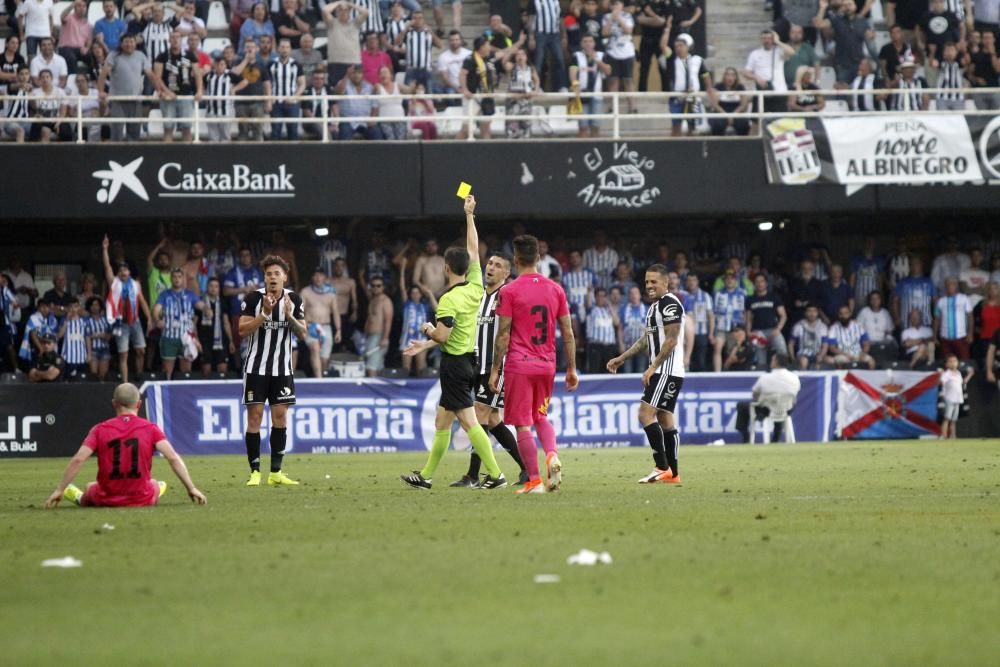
top-left (934, 276), bottom-right (974, 360)
top-left (824, 304), bottom-right (875, 369)
top-left (889, 57), bottom-right (928, 110)
top-left (85, 296), bottom-right (111, 381)
top-left (204, 55), bottom-right (248, 142)
top-left (527, 0), bottom-right (568, 91)
top-left (583, 228), bottom-right (620, 290)
top-left (269, 38), bottom-right (305, 140)
top-left (1, 66), bottom-right (32, 143)
top-left (18, 298), bottom-right (58, 366)
top-left (932, 42), bottom-right (967, 109)
top-left (398, 10), bottom-right (441, 89)
top-left (619, 285), bottom-right (646, 373)
top-left (849, 236), bottom-right (885, 312)
top-left (398, 259), bottom-right (434, 376)
top-left (789, 303), bottom-right (828, 369)
top-left (712, 269), bottom-right (747, 371)
top-left (154, 268), bottom-right (203, 379)
top-left (58, 301), bottom-right (90, 377)
top-left (563, 249), bottom-right (596, 323)
top-left (585, 287), bottom-right (621, 373)
top-left (683, 273), bottom-right (713, 372)
top-left (892, 256), bottom-right (935, 328)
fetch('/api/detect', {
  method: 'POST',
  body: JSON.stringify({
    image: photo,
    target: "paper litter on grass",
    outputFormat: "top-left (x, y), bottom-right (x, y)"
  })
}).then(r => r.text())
top-left (567, 549), bottom-right (613, 566)
top-left (101, 523), bottom-right (115, 531)
top-left (41, 556), bottom-right (82, 568)
top-left (533, 574), bottom-right (561, 584)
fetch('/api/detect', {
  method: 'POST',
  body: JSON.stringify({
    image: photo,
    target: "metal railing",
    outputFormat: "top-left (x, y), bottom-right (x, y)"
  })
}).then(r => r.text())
top-left (3, 86), bottom-right (999, 143)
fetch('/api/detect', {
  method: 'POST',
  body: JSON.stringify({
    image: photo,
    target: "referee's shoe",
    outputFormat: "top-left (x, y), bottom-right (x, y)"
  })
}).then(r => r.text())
top-left (267, 471), bottom-right (300, 486)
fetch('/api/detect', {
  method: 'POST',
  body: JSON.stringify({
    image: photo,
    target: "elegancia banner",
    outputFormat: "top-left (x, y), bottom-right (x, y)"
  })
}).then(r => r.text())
top-left (764, 114), bottom-right (996, 186)
top-left (140, 373), bottom-right (837, 455)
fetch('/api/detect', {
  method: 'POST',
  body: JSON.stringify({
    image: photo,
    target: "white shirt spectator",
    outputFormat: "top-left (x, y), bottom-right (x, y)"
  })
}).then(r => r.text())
top-left (930, 251), bottom-right (970, 291)
top-left (2, 267), bottom-right (36, 309)
top-left (900, 325), bottom-right (932, 354)
top-left (602, 12), bottom-right (635, 60)
top-left (30, 52), bottom-right (68, 85)
top-left (939, 368), bottom-right (964, 403)
top-left (856, 306), bottom-right (894, 343)
top-left (538, 253), bottom-right (561, 280)
top-left (436, 46), bottom-right (471, 90)
top-left (31, 84), bottom-right (66, 116)
top-left (959, 266), bottom-right (990, 306)
top-left (791, 318), bottom-right (827, 357)
top-left (745, 45), bottom-right (788, 92)
top-left (16, 0), bottom-right (54, 39)
top-left (752, 367), bottom-right (801, 399)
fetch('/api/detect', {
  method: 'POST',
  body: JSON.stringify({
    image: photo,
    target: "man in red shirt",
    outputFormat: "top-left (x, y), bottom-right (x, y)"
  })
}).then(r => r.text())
top-left (43, 383), bottom-right (207, 508)
top-left (490, 235), bottom-right (579, 494)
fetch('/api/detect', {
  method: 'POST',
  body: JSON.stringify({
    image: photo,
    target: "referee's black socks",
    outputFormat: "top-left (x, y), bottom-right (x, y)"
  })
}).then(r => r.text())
top-left (490, 423), bottom-right (523, 470)
top-left (643, 423), bottom-right (668, 471)
top-left (246, 432), bottom-right (261, 472)
top-left (467, 450), bottom-right (483, 479)
top-left (662, 427), bottom-right (679, 475)
top-left (270, 427), bottom-right (287, 473)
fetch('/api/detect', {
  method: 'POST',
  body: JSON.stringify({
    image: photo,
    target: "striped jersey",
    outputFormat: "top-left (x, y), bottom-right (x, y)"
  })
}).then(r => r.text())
top-left (944, 0), bottom-right (966, 20)
top-left (896, 276), bottom-right (935, 326)
top-left (399, 299), bottom-right (429, 350)
top-left (404, 28), bottom-right (433, 70)
top-left (61, 317), bottom-right (89, 364)
top-left (475, 286), bottom-right (502, 373)
top-left (156, 288), bottom-right (199, 339)
top-left (19, 311), bottom-right (57, 360)
top-left (646, 292), bottom-right (685, 377)
top-left (934, 293), bottom-right (972, 339)
top-left (140, 19), bottom-right (175, 62)
top-left (791, 319), bottom-right (827, 357)
top-left (562, 268), bottom-right (596, 319)
top-left (937, 60), bottom-right (964, 101)
top-left (891, 77), bottom-right (926, 111)
top-left (849, 255), bottom-right (884, 306)
top-left (205, 70), bottom-right (241, 115)
top-left (241, 288), bottom-right (305, 376)
top-left (582, 246), bottom-right (619, 290)
top-left (586, 303), bottom-right (617, 345)
top-left (826, 320), bottom-right (868, 356)
top-left (355, 0), bottom-right (384, 34)
top-left (531, 0), bottom-right (561, 34)
top-left (713, 287), bottom-right (746, 333)
top-left (86, 315), bottom-right (110, 353)
top-left (270, 57), bottom-right (302, 98)
top-left (620, 301), bottom-right (646, 347)
top-left (683, 288), bottom-right (712, 335)
top-left (386, 18), bottom-right (408, 46)
top-left (5, 87), bottom-right (30, 118)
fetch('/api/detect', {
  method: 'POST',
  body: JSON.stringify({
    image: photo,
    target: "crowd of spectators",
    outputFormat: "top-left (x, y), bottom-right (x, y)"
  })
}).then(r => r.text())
top-left (1, 0), bottom-right (994, 141)
top-left (3, 223), bottom-right (1000, 387)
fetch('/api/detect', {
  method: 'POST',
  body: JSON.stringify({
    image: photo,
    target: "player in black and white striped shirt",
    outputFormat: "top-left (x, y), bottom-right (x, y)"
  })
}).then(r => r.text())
top-left (238, 255), bottom-right (308, 487)
top-left (607, 264), bottom-right (685, 485)
top-left (450, 251), bottom-right (528, 487)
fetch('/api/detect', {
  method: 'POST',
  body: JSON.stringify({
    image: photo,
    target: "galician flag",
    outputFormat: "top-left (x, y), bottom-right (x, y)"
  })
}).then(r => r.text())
top-left (835, 370), bottom-right (941, 440)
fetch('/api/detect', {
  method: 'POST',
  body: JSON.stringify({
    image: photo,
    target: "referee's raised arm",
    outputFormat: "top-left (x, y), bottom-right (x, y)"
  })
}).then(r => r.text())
top-left (464, 195), bottom-right (479, 260)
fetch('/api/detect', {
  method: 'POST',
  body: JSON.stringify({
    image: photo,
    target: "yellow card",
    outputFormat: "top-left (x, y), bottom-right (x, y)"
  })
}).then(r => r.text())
top-left (456, 182), bottom-right (472, 199)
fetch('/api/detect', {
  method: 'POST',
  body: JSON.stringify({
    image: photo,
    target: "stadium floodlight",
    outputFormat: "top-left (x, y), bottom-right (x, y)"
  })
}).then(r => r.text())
top-left (314, 226), bottom-right (330, 237)
top-left (757, 221), bottom-right (774, 231)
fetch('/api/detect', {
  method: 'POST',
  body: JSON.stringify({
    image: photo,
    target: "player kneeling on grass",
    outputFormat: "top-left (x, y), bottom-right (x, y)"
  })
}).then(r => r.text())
top-left (44, 383), bottom-right (207, 508)
top-left (607, 264), bottom-right (685, 485)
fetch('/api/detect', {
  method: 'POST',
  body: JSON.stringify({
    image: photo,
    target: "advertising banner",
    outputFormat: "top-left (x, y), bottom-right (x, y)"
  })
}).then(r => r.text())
top-left (142, 372), bottom-right (837, 456)
top-left (0, 384), bottom-right (109, 458)
top-left (835, 370), bottom-right (940, 439)
top-left (764, 114), bottom-right (999, 187)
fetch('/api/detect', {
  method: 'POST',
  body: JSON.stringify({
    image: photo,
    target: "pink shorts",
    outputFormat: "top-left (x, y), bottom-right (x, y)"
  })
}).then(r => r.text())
top-left (503, 372), bottom-right (554, 426)
top-left (80, 480), bottom-right (160, 507)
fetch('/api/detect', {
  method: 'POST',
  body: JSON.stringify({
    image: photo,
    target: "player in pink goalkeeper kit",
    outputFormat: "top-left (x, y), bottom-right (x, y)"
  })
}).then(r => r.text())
top-left (490, 234), bottom-right (579, 494)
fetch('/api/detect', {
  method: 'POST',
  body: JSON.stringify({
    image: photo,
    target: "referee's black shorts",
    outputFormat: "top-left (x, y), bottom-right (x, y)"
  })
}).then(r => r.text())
top-left (640, 373), bottom-right (683, 413)
top-left (439, 352), bottom-right (477, 411)
top-left (243, 373), bottom-right (296, 406)
top-left (474, 370), bottom-right (504, 409)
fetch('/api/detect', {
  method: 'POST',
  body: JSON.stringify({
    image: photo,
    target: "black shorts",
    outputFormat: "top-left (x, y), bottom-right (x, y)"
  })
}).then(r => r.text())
top-left (201, 347), bottom-right (229, 367)
top-left (243, 373), bottom-right (296, 405)
top-left (439, 352), bottom-right (477, 411)
top-left (641, 373), bottom-right (683, 413)
top-left (474, 370), bottom-right (504, 409)
top-left (607, 55), bottom-right (635, 80)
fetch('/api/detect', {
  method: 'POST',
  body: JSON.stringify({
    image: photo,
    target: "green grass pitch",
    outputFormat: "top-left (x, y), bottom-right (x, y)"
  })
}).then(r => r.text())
top-left (2, 440), bottom-right (999, 666)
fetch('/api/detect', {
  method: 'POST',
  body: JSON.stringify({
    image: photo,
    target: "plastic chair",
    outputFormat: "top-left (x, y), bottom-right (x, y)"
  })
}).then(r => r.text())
top-left (202, 37), bottom-right (232, 55)
top-left (147, 109), bottom-right (164, 138)
top-left (748, 393), bottom-right (796, 444)
top-left (88, 1), bottom-right (115, 24)
top-left (52, 1), bottom-right (72, 28)
top-left (206, 0), bottom-right (228, 30)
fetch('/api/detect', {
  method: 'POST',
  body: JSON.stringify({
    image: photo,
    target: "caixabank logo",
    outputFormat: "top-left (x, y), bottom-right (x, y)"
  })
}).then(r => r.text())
top-left (91, 156), bottom-right (296, 204)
